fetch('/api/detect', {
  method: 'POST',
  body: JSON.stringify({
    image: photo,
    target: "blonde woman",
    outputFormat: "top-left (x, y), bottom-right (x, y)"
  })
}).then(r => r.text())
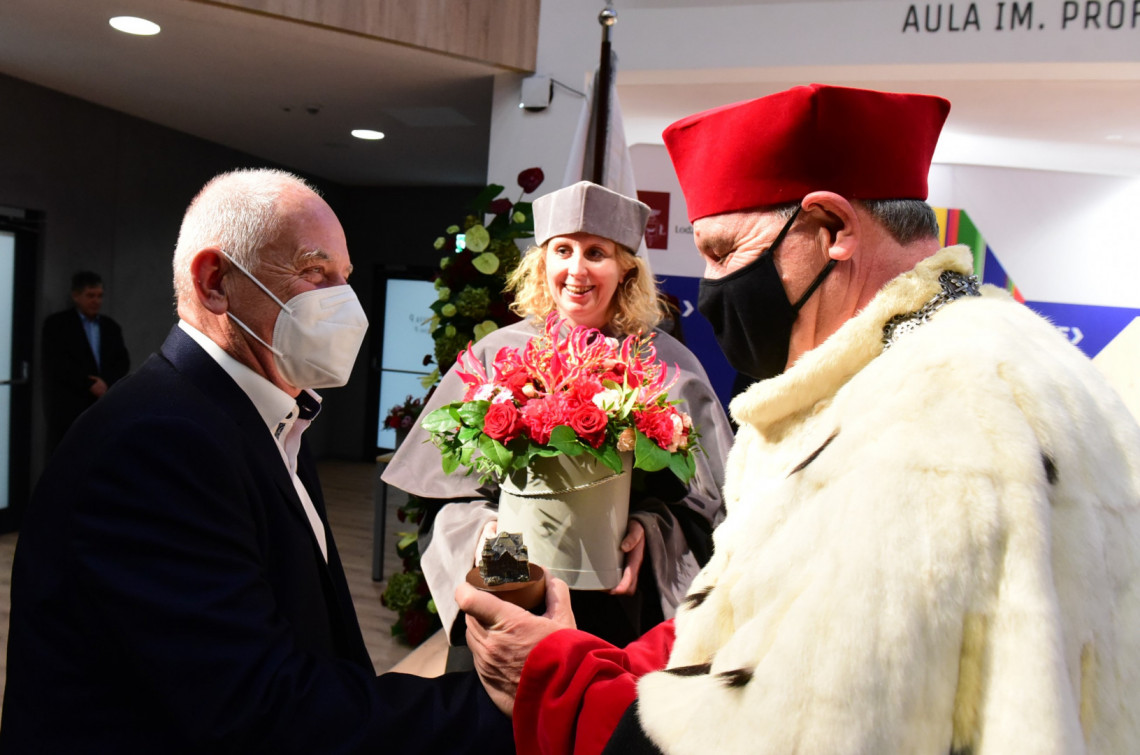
top-left (384, 182), bottom-right (733, 658)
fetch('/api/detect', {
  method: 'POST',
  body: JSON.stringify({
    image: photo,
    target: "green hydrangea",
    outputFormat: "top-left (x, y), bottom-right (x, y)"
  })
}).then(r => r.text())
top-left (490, 238), bottom-right (521, 273)
top-left (454, 286), bottom-right (490, 319)
top-left (434, 329), bottom-right (468, 367)
top-left (380, 571), bottom-right (422, 614)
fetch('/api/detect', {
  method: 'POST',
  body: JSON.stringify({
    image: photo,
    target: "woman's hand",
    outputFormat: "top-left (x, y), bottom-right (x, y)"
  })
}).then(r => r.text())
top-left (609, 519), bottom-right (645, 595)
top-left (474, 519), bottom-right (498, 566)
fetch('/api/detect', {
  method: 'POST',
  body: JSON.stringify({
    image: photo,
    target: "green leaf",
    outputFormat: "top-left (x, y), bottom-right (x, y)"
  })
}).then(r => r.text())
top-left (457, 401), bottom-right (489, 427)
top-left (633, 428), bottom-right (671, 472)
top-left (548, 425), bottom-right (585, 456)
top-left (668, 450), bottom-right (694, 485)
top-left (465, 225), bottom-right (491, 253)
top-left (472, 320), bottom-right (499, 341)
top-left (478, 435), bottom-right (515, 473)
top-left (598, 444), bottom-right (624, 474)
top-left (472, 251), bottom-right (500, 274)
top-left (470, 184), bottom-right (505, 212)
top-left (441, 453), bottom-right (459, 475)
top-left (422, 406), bottom-right (460, 433)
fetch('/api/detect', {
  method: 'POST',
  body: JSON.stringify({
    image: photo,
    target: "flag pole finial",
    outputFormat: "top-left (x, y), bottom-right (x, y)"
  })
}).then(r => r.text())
top-left (599, 6), bottom-right (617, 27)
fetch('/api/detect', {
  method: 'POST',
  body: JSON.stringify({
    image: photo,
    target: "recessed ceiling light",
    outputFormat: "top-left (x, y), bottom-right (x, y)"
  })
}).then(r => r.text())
top-left (351, 129), bottom-right (385, 141)
top-left (109, 16), bottom-right (161, 36)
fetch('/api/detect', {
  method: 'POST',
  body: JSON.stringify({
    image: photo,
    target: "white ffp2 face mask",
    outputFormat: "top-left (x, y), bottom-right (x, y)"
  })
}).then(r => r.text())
top-left (222, 252), bottom-right (369, 389)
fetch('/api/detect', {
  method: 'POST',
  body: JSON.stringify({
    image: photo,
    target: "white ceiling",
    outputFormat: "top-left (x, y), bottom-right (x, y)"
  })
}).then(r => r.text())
top-left (2, 0), bottom-right (1138, 187)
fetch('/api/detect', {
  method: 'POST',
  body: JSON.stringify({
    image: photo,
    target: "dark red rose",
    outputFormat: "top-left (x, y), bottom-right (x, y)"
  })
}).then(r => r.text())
top-left (635, 408), bottom-right (674, 449)
top-left (396, 507), bottom-right (407, 523)
top-left (488, 197), bottom-right (512, 215)
top-left (401, 609), bottom-right (434, 647)
top-left (517, 167), bottom-right (545, 194)
top-left (483, 402), bottom-right (524, 444)
top-left (569, 402), bottom-right (608, 448)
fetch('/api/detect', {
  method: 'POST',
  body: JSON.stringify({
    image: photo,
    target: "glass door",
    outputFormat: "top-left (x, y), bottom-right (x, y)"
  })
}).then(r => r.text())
top-left (0, 213), bottom-right (37, 532)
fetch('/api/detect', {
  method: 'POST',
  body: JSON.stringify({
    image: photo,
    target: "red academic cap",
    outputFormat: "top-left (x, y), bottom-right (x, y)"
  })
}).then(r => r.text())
top-left (663, 84), bottom-right (951, 222)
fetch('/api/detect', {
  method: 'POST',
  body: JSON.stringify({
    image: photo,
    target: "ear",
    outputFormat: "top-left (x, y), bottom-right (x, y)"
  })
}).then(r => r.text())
top-left (801, 191), bottom-right (860, 262)
top-left (189, 249), bottom-right (229, 315)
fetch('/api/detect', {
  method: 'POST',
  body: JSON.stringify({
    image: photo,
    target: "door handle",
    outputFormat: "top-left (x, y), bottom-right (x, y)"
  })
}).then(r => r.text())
top-left (0, 360), bottom-right (29, 386)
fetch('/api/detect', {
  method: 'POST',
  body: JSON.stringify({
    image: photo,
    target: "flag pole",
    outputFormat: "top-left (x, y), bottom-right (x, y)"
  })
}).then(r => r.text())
top-left (590, 6), bottom-right (617, 185)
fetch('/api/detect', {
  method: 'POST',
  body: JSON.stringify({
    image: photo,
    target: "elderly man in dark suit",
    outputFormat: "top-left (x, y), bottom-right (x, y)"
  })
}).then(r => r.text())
top-left (1, 169), bottom-right (511, 753)
top-left (41, 270), bottom-right (130, 453)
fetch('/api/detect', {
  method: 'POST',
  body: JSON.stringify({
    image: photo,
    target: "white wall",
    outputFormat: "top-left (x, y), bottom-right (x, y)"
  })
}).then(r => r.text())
top-left (486, 0), bottom-right (1139, 308)
top-left (485, 2), bottom-right (605, 193)
top-left (928, 163), bottom-right (1140, 307)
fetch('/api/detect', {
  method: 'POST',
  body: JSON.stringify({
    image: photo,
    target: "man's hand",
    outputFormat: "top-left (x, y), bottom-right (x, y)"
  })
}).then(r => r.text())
top-left (88, 376), bottom-right (109, 398)
top-left (457, 576), bottom-right (576, 716)
top-left (610, 519), bottom-right (645, 596)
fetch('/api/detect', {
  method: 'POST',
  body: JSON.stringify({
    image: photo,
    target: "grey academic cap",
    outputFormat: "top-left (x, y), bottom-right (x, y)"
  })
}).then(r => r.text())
top-left (532, 181), bottom-right (650, 252)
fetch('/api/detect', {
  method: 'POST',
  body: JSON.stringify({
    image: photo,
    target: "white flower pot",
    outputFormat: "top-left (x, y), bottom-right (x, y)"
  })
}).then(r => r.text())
top-left (497, 451), bottom-right (631, 590)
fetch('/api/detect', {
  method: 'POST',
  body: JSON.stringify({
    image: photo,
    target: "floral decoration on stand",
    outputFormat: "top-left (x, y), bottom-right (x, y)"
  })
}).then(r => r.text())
top-left (424, 167), bottom-right (546, 386)
top-left (379, 495), bottom-right (440, 647)
top-left (421, 313), bottom-right (701, 486)
top-left (383, 394), bottom-right (425, 433)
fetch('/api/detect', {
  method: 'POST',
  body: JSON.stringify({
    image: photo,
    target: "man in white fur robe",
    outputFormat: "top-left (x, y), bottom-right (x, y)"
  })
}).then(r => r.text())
top-left (456, 84), bottom-right (1140, 755)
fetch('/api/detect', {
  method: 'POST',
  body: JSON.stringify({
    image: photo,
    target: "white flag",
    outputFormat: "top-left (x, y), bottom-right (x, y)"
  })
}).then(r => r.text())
top-left (562, 51), bottom-right (637, 198)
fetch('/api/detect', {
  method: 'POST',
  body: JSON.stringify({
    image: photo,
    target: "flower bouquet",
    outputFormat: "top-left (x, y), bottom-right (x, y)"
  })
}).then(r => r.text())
top-left (383, 394), bottom-right (425, 447)
top-left (421, 313), bottom-right (700, 588)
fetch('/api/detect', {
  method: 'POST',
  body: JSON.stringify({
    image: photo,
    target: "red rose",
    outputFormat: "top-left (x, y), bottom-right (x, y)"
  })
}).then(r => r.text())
top-left (635, 408), bottom-right (674, 449)
top-left (517, 167), bottom-right (545, 194)
top-left (488, 197), bottom-right (512, 215)
top-left (483, 402), bottom-right (524, 444)
top-left (520, 394), bottom-right (564, 445)
top-left (569, 402), bottom-right (608, 448)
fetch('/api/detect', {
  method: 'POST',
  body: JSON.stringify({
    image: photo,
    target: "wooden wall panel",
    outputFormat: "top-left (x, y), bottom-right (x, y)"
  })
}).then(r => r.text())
top-left (204, 0), bottom-right (540, 72)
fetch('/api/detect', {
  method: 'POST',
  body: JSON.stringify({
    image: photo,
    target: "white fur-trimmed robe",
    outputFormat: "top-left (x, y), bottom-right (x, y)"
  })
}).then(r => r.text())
top-left (637, 246), bottom-right (1140, 754)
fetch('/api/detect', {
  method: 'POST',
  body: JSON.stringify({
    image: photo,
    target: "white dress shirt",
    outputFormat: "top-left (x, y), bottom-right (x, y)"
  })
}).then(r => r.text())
top-left (178, 321), bottom-right (328, 561)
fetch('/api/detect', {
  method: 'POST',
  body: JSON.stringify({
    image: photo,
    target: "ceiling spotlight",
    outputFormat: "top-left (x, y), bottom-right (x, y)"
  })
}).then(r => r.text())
top-left (109, 16), bottom-right (161, 36)
top-left (351, 129), bottom-right (385, 141)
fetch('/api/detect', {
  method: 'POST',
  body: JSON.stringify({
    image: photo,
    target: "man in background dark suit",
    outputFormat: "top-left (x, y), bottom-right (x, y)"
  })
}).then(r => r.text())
top-left (1, 169), bottom-right (511, 753)
top-left (41, 270), bottom-right (130, 453)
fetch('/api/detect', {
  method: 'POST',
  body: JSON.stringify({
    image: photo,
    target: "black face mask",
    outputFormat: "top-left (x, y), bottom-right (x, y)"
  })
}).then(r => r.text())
top-left (697, 207), bottom-right (837, 381)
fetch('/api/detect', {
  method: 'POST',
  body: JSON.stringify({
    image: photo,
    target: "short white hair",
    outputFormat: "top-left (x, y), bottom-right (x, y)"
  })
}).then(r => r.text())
top-left (172, 168), bottom-right (319, 303)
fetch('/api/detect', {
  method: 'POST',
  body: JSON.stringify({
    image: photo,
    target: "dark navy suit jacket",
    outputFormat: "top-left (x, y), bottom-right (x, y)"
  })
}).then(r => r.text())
top-left (41, 308), bottom-right (130, 450)
top-left (2, 326), bottom-right (511, 754)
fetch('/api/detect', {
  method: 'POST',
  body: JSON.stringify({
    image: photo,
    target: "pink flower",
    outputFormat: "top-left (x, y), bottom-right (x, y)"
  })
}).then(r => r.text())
top-left (569, 374), bottom-right (604, 405)
top-left (520, 394), bottom-right (565, 445)
top-left (634, 407), bottom-right (675, 450)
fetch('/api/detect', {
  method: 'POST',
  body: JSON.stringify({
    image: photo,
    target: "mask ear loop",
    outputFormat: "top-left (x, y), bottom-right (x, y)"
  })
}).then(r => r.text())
top-left (787, 203), bottom-right (838, 311)
top-left (219, 250), bottom-right (289, 356)
top-left (792, 258), bottom-right (838, 311)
